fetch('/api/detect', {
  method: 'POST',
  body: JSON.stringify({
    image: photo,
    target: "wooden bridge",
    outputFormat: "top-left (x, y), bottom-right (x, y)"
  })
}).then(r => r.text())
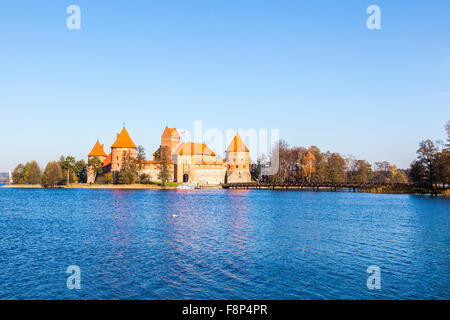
top-left (222, 182), bottom-right (447, 195)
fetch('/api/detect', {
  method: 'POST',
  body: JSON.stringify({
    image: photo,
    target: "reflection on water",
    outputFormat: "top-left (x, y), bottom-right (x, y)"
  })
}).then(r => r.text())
top-left (0, 188), bottom-right (448, 299)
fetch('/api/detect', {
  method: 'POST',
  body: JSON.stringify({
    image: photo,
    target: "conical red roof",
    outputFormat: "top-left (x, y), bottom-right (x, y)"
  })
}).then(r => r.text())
top-left (88, 140), bottom-right (107, 157)
top-left (226, 133), bottom-right (249, 152)
top-left (111, 127), bottom-right (137, 148)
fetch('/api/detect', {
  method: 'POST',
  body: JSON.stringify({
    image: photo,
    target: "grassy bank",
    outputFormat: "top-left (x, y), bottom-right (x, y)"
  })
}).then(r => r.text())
top-left (3, 182), bottom-right (227, 190)
top-left (66, 182), bottom-right (181, 189)
top-left (3, 184), bottom-right (42, 188)
top-left (360, 185), bottom-right (446, 195)
top-left (4, 183), bottom-right (447, 194)
top-left (3, 183), bottom-right (181, 190)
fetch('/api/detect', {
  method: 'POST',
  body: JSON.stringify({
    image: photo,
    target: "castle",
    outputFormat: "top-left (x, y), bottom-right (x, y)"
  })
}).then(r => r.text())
top-left (87, 126), bottom-right (252, 185)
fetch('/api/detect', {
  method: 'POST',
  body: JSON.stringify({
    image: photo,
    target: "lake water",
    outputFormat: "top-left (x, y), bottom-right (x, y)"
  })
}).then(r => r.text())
top-left (0, 187), bottom-right (448, 300)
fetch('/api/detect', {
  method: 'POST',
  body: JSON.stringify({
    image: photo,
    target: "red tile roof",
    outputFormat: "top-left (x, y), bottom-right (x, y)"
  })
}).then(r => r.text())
top-left (174, 142), bottom-right (216, 156)
top-left (111, 127), bottom-right (137, 149)
top-left (88, 140), bottom-right (107, 157)
top-left (226, 133), bottom-right (249, 152)
top-left (162, 126), bottom-right (180, 139)
top-left (102, 153), bottom-right (112, 167)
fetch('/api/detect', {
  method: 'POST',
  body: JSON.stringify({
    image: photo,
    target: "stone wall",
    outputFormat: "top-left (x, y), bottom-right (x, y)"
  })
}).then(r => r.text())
top-left (111, 147), bottom-right (137, 172)
top-left (226, 169), bottom-right (252, 183)
top-left (193, 165), bottom-right (227, 185)
top-left (140, 162), bottom-right (174, 182)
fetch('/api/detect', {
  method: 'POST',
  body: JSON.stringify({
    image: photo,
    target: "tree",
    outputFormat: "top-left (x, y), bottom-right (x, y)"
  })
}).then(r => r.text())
top-left (41, 161), bottom-right (63, 188)
top-left (352, 160), bottom-right (372, 184)
top-left (251, 154), bottom-right (268, 182)
top-left (12, 163), bottom-right (26, 184)
top-left (372, 161), bottom-right (391, 184)
top-left (309, 146), bottom-right (327, 183)
top-left (300, 150), bottom-right (316, 183)
top-left (326, 153), bottom-right (347, 183)
top-left (121, 150), bottom-right (137, 172)
top-left (60, 156), bottom-right (76, 185)
top-left (139, 173), bottom-right (151, 184)
top-left (117, 170), bottom-right (136, 184)
top-left (73, 160), bottom-right (87, 183)
top-left (408, 137), bottom-right (448, 186)
top-left (445, 120), bottom-right (450, 150)
top-left (270, 140), bottom-right (295, 183)
top-left (390, 165), bottom-right (408, 184)
top-left (115, 150), bottom-right (137, 184)
top-left (408, 160), bottom-right (427, 184)
top-left (88, 157), bottom-right (103, 183)
top-left (441, 121), bottom-right (450, 186)
top-left (104, 172), bottom-right (113, 184)
top-left (345, 155), bottom-right (357, 183)
top-left (158, 146), bottom-right (171, 186)
top-left (416, 139), bottom-right (440, 186)
top-left (136, 145), bottom-right (146, 172)
top-left (436, 149), bottom-right (450, 186)
top-left (26, 161), bottom-right (42, 184)
top-left (153, 147), bottom-right (161, 161)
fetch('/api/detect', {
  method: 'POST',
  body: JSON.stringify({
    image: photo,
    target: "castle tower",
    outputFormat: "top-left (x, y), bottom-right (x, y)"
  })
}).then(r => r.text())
top-left (225, 133), bottom-right (252, 183)
top-left (87, 140), bottom-right (107, 183)
top-left (88, 139), bottom-right (107, 163)
top-left (161, 126), bottom-right (180, 154)
top-left (111, 126), bottom-right (137, 172)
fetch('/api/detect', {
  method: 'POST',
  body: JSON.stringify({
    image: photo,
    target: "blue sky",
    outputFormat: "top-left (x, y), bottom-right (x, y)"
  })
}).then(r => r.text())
top-left (0, 0), bottom-right (449, 171)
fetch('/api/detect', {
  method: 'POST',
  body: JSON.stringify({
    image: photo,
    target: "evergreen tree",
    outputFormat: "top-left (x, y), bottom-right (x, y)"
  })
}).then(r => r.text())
top-left (73, 160), bottom-right (87, 183)
top-left (60, 156), bottom-right (76, 185)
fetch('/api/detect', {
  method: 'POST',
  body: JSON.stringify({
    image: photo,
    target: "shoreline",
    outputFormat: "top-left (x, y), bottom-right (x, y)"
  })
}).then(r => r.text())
top-left (2, 183), bottom-right (222, 190)
top-left (2, 184), bottom-right (448, 195)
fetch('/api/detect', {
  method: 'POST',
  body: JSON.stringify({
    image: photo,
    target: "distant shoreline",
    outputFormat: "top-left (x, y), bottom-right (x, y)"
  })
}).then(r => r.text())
top-left (2, 183), bottom-right (222, 190)
top-left (3, 184), bottom-right (43, 189)
top-left (2, 184), bottom-right (173, 190)
top-left (2, 183), bottom-right (448, 196)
